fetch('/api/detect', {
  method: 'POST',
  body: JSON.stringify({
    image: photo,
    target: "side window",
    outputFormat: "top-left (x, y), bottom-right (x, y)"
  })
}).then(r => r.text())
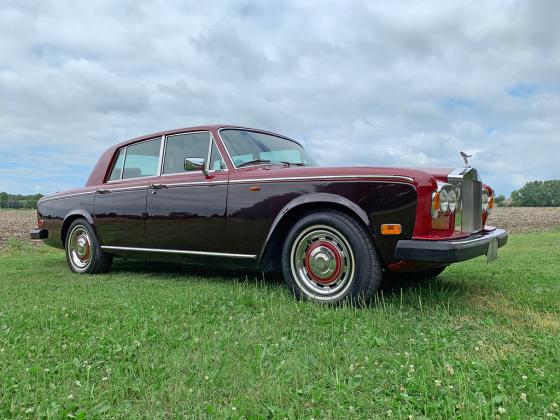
top-left (163, 132), bottom-right (210, 175)
top-left (209, 141), bottom-right (226, 171)
top-left (122, 138), bottom-right (161, 179)
top-left (108, 148), bottom-right (125, 181)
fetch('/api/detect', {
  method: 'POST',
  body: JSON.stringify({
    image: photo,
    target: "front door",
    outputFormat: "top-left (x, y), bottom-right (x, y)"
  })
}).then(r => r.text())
top-left (93, 137), bottom-right (162, 248)
top-left (145, 132), bottom-right (229, 253)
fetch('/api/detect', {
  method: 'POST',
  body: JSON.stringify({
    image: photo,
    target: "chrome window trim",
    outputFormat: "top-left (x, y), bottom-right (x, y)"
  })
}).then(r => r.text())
top-left (100, 245), bottom-right (256, 259)
top-left (120, 147), bottom-right (127, 180)
top-left (106, 175), bottom-right (157, 184)
top-left (206, 132), bottom-right (213, 173)
top-left (160, 131), bottom-right (228, 177)
top-left (217, 127), bottom-right (308, 170)
top-left (102, 185), bottom-right (149, 193)
top-left (107, 148), bottom-right (126, 182)
top-left (105, 137), bottom-right (162, 183)
top-left (156, 134), bottom-right (165, 176)
top-left (207, 133), bottom-right (229, 173)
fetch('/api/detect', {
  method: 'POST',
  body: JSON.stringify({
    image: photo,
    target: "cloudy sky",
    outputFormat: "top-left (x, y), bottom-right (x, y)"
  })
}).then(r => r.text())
top-left (1, 0), bottom-right (559, 195)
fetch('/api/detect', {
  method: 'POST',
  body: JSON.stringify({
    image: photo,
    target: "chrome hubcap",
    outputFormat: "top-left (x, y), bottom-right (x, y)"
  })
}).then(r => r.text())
top-left (68, 226), bottom-right (91, 271)
top-left (291, 225), bottom-right (355, 301)
top-left (305, 241), bottom-right (341, 283)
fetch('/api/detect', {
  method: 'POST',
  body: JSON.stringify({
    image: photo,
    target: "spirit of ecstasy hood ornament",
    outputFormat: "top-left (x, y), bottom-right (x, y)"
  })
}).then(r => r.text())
top-left (460, 151), bottom-right (472, 167)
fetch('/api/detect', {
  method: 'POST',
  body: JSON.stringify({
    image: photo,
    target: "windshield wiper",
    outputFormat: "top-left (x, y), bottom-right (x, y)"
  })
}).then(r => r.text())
top-left (237, 159), bottom-right (272, 168)
top-left (237, 159), bottom-right (306, 168)
top-left (278, 161), bottom-right (305, 167)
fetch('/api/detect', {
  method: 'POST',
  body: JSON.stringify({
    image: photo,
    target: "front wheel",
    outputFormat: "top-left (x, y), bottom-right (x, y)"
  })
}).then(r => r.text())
top-left (281, 210), bottom-right (382, 304)
top-left (65, 218), bottom-right (113, 274)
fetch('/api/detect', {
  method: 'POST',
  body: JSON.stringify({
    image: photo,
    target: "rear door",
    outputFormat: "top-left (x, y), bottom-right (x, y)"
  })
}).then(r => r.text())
top-left (93, 137), bottom-right (163, 248)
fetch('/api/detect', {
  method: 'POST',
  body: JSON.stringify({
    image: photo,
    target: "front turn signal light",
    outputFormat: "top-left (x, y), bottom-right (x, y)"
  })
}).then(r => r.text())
top-left (431, 192), bottom-right (440, 219)
top-left (381, 224), bottom-right (402, 235)
top-left (488, 195), bottom-right (494, 214)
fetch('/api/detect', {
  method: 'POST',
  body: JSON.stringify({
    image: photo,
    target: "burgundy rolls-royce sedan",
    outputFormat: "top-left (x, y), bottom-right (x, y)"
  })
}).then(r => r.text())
top-left (31, 125), bottom-right (507, 303)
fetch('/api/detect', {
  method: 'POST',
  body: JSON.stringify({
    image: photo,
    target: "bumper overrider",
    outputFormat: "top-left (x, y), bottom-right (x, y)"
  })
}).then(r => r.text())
top-left (30, 229), bottom-right (48, 240)
top-left (394, 228), bottom-right (508, 263)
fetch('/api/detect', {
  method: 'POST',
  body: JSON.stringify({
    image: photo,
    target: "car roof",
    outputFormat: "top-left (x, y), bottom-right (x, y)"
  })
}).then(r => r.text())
top-left (114, 125), bottom-right (302, 149)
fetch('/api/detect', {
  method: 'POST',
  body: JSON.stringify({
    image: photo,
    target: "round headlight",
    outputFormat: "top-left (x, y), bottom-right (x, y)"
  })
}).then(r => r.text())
top-left (448, 189), bottom-right (457, 213)
top-left (482, 190), bottom-right (489, 212)
top-left (439, 189), bottom-right (449, 213)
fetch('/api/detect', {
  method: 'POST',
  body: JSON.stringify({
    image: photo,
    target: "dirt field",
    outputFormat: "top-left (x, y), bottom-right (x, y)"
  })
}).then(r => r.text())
top-left (488, 207), bottom-right (560, 233)
top-left (1, 207), bottom-right (559, 248)
top-left (0, 209), bottom-right (42, 248)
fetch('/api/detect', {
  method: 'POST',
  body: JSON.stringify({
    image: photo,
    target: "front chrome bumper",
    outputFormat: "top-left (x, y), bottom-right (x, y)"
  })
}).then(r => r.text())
top-left (394, 228), bottom-right (508, 263)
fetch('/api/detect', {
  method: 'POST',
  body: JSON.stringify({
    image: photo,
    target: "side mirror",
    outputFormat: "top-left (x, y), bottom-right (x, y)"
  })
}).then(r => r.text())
top-left (184, 157), bottom-right (208, 176)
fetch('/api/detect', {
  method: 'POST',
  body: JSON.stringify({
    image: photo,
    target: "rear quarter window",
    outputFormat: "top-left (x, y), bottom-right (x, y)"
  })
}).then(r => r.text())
top-left (107, 149), bottom-right (125, 181)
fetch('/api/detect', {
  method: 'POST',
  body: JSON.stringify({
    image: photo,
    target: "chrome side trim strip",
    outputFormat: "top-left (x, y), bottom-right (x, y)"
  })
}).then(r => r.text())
top-left (229, 175), bottom-right (415, 184)
top-left (105, 185), bottom-right (148, 192)
top-left (165, 180), bottom-right (228, 188)
top-left (39, 191), bottom-right (95, 203)
top-left (39, 174), bottom-right (413, 203)
top-left (100, 245), bottom-right (257, 259)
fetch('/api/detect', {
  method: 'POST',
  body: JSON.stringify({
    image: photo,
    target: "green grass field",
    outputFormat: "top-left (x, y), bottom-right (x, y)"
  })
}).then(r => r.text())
top-left (1, 232), bottom-right (559, 418)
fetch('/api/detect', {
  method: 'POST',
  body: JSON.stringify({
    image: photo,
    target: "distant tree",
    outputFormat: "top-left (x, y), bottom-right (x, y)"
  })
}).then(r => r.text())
top-left (0, 192), bottom-right (43, 209)
top-left (0, 192), bottom-right (8, 208)
top-left (510, 180), bottom-right (560, 207)
top-left (494, 194), bottom-right (506, 207)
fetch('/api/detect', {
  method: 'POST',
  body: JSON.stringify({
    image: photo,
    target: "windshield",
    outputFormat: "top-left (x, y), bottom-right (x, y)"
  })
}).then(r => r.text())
top-left (219, 129), bottom-right (317, 168)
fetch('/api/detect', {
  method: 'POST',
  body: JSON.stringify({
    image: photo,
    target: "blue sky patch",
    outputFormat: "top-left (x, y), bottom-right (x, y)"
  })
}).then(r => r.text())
top-left (508, 83), bottom-right (537, 98)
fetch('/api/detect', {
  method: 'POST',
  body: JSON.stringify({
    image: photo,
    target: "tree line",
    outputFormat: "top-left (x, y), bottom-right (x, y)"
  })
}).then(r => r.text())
top-left (2, 179), bottom-right (559, 209)
top-left (0, 192), bottom-right (44, 209)
top-left (494, 180), bottom-right (560, 207)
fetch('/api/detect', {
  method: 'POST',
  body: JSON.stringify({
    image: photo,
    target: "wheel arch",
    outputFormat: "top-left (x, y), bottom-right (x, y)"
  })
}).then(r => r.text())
top-left (61, 210), bottom-right (96, 247)
top-left (258, 193), bottom-right (372, 272)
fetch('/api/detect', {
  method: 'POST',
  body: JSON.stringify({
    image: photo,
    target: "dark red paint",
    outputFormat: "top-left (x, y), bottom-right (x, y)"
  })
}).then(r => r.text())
top-left (36, 124), bottom-right (493, 272)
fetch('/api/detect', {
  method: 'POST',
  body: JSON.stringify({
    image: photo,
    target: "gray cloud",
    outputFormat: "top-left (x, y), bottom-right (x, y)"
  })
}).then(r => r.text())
top-left (0, 0), bottom-right (559, 194)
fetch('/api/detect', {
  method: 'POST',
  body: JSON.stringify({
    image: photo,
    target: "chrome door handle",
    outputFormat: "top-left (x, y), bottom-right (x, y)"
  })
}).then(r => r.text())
top-left (97, 188), bottom-right (111, 194)
top-left (148, 184), bottom-right (167, 189)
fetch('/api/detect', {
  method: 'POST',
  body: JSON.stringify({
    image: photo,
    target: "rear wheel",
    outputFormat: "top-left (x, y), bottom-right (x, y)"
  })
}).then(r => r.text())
top-left (281, 210), bottom-right (382, 304)
top-left (65, 218), bottom-right (112, 274)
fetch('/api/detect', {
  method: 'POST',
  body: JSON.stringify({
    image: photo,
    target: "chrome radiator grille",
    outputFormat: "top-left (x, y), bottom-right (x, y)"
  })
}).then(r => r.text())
top-left (448, 167), bottom-right (483, 233)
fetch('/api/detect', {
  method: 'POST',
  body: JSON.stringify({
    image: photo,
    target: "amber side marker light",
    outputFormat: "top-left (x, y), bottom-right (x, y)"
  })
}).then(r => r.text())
top-left (431, 191), bottom-right (441, 219)
top-left (381, 224), bottom-right (402, 235)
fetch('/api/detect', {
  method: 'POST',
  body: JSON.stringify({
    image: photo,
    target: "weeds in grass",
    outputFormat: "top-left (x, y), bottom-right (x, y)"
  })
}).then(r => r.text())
top-left (0, 232), bottom-right (559, 418)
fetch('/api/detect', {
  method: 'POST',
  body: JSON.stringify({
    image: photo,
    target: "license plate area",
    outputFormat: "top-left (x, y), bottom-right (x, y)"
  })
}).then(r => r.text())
top-left (487, 238), bottom-right (498, 262)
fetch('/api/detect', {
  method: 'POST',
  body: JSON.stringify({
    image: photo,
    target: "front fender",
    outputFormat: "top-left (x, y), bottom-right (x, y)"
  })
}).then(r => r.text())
top-left (258, 193), bottom-right (371, 263)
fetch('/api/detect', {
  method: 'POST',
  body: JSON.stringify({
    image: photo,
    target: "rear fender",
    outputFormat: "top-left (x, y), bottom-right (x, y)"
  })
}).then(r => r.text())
top-left (61, 210), bottom-right (96, 245)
